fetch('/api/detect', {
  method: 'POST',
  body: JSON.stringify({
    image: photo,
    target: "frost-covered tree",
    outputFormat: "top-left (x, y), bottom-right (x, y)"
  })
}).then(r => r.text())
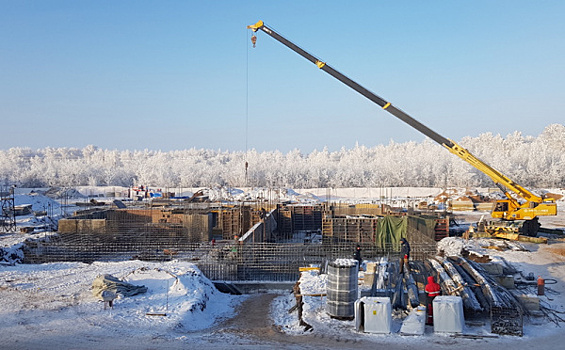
top-left (0, 124), bottom-right (563, 188)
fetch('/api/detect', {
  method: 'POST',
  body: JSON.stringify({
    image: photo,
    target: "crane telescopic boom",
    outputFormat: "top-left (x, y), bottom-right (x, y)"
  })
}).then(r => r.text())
top-left (247, 20), bottom-right (556, 228)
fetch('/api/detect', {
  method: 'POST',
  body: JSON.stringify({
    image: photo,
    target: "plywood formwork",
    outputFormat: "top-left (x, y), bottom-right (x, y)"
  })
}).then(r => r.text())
top-left (186, 213), bottom-right (212, 242)
top-left (58, 219), bottom-right (107, 234)
top-left (291, 205), bottom-right (322, 232)
top-left (276, 207), bottom-right (293, 237)
top-left (331, 203), bottom-right (388, 217)
top-left (219, 207), bottom-right (253, 240)
top-left (434, 218), bottom-right (449, 241)
top-left (275, 205), bottom-right (324, 237)
top-left (324, 214), bottom-right (446, 244)
top-left (322, 216), bottom-right (377, 243)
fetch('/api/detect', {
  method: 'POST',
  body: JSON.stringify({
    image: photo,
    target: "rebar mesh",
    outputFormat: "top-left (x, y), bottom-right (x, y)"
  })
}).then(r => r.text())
top-left (23, 232), bottom-right (436, 282)
top-left (22, 205), bottom-right (438, 282)
top-left (490, 306), bottom-right (523, 336)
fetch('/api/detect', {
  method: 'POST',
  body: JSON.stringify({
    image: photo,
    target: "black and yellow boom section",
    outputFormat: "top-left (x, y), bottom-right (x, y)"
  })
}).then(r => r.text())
top-left (247, 20), bottom-right (557, 223)
top-left (446, 141), bottom-right (557, 221)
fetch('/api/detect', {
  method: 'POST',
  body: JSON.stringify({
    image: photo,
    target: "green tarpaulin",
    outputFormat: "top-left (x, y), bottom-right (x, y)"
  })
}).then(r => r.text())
top-left (376, 216), bottom-right (407, 248)
top-left (407, 215), bottom-right (438, 241)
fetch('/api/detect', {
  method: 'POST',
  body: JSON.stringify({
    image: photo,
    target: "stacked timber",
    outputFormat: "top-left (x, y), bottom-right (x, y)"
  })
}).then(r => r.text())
top-left (429, 258), bottom-right (460, 295)
top-left (432, 255), bottom-right (520, 311)
top-left (435, 256), bottom-right (482, 312)
top-left (458, 258), bottom-right (523, 310)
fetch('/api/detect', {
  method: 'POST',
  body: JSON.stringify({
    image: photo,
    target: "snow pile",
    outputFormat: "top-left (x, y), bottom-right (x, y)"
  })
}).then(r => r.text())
top-left (272, 269), bottom-right (329, 334)
top-left (42, 187), bottom-right (86, 199)
top-left (437, 237), bottom-right (469, 257)
top-left (298, 269), bottom-right (327, 295)
top-left (437, 236), bottom-right (529, 258)
top-left (14, 192), bottom-right (61, 213)
top-left (330, 258), bottom-right (358, 267)
top-left (271, 293), bottom-right (303, 334)
top-left (0, 242), bottom-right (24, 265)
top-left (0, 260), bottom-right (239, 335)
top-left (118, 264), bottom-right (233, 330)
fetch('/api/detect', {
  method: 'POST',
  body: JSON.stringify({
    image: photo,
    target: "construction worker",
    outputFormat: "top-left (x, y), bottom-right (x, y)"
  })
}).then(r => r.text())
top-left (400, 238), bottom-right (410, 259)
top-left (425, 276), bottom-right (441, 325)
top-left (353, 244), bottom-right (362, 269)
top-left (399, 238), bottom-right (411, 273)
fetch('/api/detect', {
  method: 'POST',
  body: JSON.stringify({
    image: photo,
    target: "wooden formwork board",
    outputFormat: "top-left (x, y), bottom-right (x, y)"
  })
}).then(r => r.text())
top-left (331, 204), bottom-right (387, 217)
top-left (58, 218), bottom-right (107, 234)
top-left (434, 218), bottom-right (449, 241)
top-left (291, 205), bottom-right (322, 232)
top-left (323, 217), bottom-right (377, 243)
top-left (219, 208), bottom-right (254, 239)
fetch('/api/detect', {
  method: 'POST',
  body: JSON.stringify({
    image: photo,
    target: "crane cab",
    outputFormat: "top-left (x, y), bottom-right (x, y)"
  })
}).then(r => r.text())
top-left (491, 199), bottom-right (557, 221)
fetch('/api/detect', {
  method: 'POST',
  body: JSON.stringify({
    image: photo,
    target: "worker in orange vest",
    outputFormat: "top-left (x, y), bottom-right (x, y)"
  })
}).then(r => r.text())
top-left (425, 275), bottom-right (441, 325)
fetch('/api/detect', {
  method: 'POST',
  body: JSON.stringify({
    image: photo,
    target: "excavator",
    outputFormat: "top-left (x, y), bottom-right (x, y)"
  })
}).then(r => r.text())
top-left (247, 20), bottom-right (557, 237)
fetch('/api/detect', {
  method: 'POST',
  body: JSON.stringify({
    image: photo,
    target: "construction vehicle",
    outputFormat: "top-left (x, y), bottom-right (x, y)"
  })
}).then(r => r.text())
top-left (247, 20), bottom-right (557, 236)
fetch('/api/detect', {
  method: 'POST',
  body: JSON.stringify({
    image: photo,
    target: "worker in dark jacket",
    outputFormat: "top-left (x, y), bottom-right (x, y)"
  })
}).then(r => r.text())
top-left (400, 238), bottom-right (410, 259)
top-left (425, 275), bottom-right (441, 325)
top-left (353, 244), bottom-right (362, 269)
top-left (399, 238), bottom-right (411, 273)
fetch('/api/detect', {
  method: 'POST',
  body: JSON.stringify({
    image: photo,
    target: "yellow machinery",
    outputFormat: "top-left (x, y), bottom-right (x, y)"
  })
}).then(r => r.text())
top-left (247, 20), bottom-right (557, 236)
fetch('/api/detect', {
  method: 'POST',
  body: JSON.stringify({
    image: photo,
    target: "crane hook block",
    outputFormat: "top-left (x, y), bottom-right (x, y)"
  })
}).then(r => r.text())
top-left (247, 20), bottom-right (264, 32)
top-left (251, 34), bottom-right (257, 48)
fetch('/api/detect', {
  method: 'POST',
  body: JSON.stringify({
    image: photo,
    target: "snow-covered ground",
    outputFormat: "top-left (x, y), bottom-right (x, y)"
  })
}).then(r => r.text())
top-left (2, 237), bottom-right (565, 349)
top-left (1, 187), bottom-right (565, 349)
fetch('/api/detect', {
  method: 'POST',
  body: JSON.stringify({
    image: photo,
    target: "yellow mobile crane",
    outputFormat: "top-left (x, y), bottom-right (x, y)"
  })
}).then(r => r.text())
top-left (247, 20), bottom-right (557, 236)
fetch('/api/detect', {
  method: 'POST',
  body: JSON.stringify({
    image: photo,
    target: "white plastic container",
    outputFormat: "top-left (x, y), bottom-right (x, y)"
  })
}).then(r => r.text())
top-left (433, 295), bottom-right (464, 333)
top-left (361, 297), bottom-right (392, 334)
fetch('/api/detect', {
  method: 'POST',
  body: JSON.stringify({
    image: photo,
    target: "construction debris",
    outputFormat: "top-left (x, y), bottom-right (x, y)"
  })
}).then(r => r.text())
top-left (92, 274), bottom-right (148, 301)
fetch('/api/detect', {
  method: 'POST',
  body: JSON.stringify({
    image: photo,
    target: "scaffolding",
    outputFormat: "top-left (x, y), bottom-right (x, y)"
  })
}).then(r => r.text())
top-left (1, 186), bottom-right (16, 233)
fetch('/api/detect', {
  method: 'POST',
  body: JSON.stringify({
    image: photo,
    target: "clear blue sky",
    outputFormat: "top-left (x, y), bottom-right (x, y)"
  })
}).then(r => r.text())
top-left (1, 1), bottom-right (564, 153)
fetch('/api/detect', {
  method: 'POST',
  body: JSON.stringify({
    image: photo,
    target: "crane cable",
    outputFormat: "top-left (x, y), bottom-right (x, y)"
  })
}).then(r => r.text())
top-left (245, 30), bottom-right (252, 187)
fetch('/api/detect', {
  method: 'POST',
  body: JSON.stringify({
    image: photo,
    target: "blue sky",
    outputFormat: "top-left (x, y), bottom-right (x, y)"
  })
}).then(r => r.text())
top-left (1, 1), bottom-right (564, 153)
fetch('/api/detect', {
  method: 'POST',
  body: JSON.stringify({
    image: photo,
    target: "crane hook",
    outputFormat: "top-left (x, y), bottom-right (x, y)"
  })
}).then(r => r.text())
top-left (251, 34), bottom-right (257, 48)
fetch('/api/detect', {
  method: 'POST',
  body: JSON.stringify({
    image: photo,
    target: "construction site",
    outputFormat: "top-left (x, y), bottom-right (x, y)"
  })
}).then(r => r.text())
top-left (1, 8), bottom-right (564, 348)
top-left (3, 18), bottom-right (561, 339)
top-left (21, 198), bottom-right (442, 280)
top-left (1, 182), bottom-right (559, 339)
